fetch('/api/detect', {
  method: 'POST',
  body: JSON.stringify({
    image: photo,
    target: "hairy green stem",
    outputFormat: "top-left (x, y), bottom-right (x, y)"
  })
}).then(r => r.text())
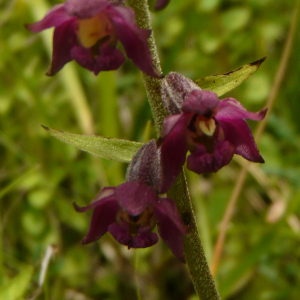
top-left (127, 0), bottom-right (220, 299)
top-left (127, 0), bottom-right (166, 134)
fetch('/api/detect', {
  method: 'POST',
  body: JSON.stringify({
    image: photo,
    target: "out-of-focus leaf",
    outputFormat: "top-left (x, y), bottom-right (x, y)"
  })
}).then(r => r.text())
top-left (195, 57), bottom-right (267, 96)
top-left (221, 7), bottom-right (251, 33)
top-left (0, 265), bottom-right (34, 300)
top-left (42, 126), bottom-right (143, 163)
top-left (0, 166), bottom-right (39, 200)
top-left (219, 228), bottom-right (277, 298)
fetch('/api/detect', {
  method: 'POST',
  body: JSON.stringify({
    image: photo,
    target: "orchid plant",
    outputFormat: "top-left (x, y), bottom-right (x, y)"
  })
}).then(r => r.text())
top-left (27, 0), bottom-right (268, 298)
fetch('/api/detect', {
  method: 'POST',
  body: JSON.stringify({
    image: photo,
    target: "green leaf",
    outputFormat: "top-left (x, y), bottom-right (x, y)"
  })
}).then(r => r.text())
top-left (42, 126), bottom-right (143, 163)
top-left (195, 57), bottom-right (267, 97)
top-left (0, 265), bottom-right (34, 300)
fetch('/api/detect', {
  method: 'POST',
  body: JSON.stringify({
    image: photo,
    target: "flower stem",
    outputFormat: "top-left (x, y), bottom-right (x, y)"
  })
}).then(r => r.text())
top-left (126, 0), bottom-right (166, 134)
top-left (126, 0), bottom-right (220, 298)
top-left (169, 171), bottom-right (221, 300)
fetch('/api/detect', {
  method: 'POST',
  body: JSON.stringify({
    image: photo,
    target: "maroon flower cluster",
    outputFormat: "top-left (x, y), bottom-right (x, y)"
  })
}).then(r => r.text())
top-left (75, 140), bottom-right (187, 262)
top-left (28, 0), bottom-right (267, 262)
top-left (74, 72), bottom-right (266, 261)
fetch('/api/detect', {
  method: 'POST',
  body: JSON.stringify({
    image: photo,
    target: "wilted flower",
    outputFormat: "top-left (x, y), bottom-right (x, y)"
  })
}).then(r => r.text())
top-left (74, 140), bottom-right (187, 262)
top-left (155, 0), bottom-right (170, 11)
top-left (159, 72), bottom-right (267, 192)
top-left (27, 0), bottom-right (162, 77)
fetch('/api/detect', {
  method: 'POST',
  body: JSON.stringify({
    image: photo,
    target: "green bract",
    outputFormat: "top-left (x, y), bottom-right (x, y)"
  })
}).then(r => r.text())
top-left (42, 126), bottom-right (143, 163)
top-left (195, 57), bottom-right (267, 97)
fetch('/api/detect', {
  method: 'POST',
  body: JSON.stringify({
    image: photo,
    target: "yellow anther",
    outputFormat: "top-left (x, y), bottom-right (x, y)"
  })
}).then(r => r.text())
top-left (199, 118), bottom-right (216, 136)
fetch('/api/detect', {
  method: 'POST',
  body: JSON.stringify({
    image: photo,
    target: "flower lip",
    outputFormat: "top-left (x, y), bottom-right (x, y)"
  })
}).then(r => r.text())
top-left (71, 41), bottom-right (126, 75)
top-left (187, 140), bottom-right (235, 174)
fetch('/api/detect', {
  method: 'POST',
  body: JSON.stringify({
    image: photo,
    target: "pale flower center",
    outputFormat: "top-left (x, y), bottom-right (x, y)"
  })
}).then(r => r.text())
top-left (198, 118), bottom-right (216, 136)
top-left (77, 13), bottom-right (112, 48)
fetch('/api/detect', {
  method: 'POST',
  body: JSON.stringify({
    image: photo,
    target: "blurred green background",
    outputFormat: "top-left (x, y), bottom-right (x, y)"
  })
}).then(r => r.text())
top-left (1, 0), bottom-right (300, 299)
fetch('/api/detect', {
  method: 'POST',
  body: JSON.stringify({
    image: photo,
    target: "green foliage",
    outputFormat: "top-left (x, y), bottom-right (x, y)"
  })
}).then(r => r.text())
top-left (43, 126), bottom-right (143, 163)
top-left (1, 0), bottom-right (300, 299)
top-left (195, 57), bottom-right (266, 96)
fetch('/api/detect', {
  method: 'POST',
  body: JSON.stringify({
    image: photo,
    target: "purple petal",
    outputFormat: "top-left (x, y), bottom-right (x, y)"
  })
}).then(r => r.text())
top-left (132, 226), bottom-right (158, 248)
top-left (73, 187), bottom-right (116, 212)
top-left (81, 196), bottom-right (119, 244)
top-left (154, 198), bottom-right (187, 262)
top-left (219, 118), bottom-right (264, 163)
top-left (126, 140), bottom-right (161, 192)
top-left (181, 90), bottom-right (219, 115)
top-left (115, 181), bottom-right (158, 216)
top-left (26, 4), bottom-right (74, 32)
top-left (71, 42), bottom-right (125, 75)
top-left (162, 72), bottom-right (201, 115)
top-left (161, 114), bottom-right (182, 137)
top-left (160, 113), bottom-right (192, 193)
top-left (216, 98), bottom-right (267, 121)
top-left (95, 42), bottom-right (126, 71)
top-left (65, 0), bottom-right (111, 18)
top-left (107, 6), bottom-right (162, 78)
top-left (47, 19), bottom-right (78, 76)
top-left (187, 141), bottom-right (234, 174)
top-left (108, 222), bottom-right (133, 248)
top-left (155, 0), bottom-right (171, 11)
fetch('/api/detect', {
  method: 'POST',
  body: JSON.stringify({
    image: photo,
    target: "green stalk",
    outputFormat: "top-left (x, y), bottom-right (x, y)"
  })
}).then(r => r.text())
top-left (126, 0), bottom-right (220, 299)
top-left (126, 0), bottom-right (167, 134)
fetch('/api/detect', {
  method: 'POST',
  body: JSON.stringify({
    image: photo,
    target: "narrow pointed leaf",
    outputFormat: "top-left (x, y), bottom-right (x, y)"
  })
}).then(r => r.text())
top-left (42, 126), bottom-right (143, 163)
top-left (195, 57), bottom-right (267, 97)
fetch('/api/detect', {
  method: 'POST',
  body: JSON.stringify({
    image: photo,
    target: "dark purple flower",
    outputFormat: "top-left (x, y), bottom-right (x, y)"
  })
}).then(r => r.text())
top-left (74, 140), bottom-right (187, 262)
top-left (159, 72), bottom-right (267, 192)
top-left (154, 0), bottom-right (171, 11)
top-left (26, 0), bottom-right (162, 77)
